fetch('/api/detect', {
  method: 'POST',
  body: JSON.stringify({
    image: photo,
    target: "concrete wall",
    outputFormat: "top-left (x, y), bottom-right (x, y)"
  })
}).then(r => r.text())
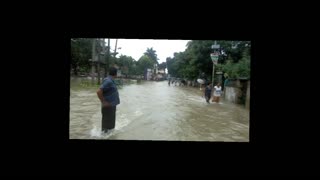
top-left (245, 81), bottom-right (250, 109)
top-left (224, 79), bottom-right (250, 108)
top-left (225, 86), bottom-right (242, 104)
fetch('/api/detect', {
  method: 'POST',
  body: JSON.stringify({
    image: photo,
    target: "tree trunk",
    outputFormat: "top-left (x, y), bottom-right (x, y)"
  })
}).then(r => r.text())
top-left (105, 38), bottom-right (110, 77)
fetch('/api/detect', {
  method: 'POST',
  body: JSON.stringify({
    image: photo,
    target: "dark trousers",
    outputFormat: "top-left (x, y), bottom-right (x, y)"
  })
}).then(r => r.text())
top-left (101, 106), bottom-right (116, 132)
top-left (205, 95), bottom-right (211, 103)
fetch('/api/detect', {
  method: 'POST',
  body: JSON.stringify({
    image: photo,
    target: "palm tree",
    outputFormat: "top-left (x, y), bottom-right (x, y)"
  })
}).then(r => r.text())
top-left (144, 48), bottom-right (158, 64)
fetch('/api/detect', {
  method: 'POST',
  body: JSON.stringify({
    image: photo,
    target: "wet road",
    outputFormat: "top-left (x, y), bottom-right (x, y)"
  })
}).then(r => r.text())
top-left (70, 78), bottom-right (249, 141)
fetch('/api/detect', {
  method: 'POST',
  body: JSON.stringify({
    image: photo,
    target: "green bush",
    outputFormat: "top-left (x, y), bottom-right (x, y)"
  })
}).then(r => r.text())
top-left (220, 58), bottom-right (250, 79)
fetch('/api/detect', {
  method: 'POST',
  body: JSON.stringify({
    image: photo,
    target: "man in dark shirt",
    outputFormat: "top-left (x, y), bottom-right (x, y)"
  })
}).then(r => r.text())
top-left (203, 82), bottom-right (212, 104)
top-left (96, 67), bottom-right (120, 133)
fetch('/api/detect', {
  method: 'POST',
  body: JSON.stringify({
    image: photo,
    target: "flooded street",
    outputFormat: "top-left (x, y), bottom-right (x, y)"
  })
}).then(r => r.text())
top-left (70, 78), bottom-right (249, 142)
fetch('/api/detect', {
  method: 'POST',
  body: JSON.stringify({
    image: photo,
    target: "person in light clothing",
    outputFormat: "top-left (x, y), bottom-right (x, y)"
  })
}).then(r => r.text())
top-left (212, 83), bottom-right (222, 103)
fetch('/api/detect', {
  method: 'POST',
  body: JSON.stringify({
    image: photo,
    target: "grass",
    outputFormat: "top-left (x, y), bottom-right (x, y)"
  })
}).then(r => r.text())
top-left (70, 79), bottom-right (100, 91)
top-left (70, 78), bottom-right (138, 91)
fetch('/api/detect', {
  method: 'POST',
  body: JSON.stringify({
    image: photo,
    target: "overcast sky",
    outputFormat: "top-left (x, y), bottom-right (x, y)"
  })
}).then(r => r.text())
top-left (106, 39), bottom-right (190, 63)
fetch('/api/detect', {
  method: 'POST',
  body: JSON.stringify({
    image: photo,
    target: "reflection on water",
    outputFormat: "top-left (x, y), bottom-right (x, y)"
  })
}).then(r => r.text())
top-left (70, 78), bottom-right (249, 141)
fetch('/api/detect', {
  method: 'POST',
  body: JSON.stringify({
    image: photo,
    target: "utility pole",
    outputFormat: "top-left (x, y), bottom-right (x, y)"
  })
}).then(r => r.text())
top-left (102, 38), bottom-right (106, 78)
top-left (114, 39), bottom-right (119, 79)
top-left (105, 38), bottom-right (110, 77)
top-left (97, 39), bottom-right (101, 85)
top-left (91, 38), bottom-right (96, 85)
top-left (212, 61), bottom-right (215, 86)
top-left (114, 39), bottom-right (118, 56)
top-left (211, 40), bottom-right (220, 86)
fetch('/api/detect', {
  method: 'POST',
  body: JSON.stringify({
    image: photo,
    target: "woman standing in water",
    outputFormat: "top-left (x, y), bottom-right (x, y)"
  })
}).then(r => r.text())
top-left (212, 83), bottom-right (222, 103)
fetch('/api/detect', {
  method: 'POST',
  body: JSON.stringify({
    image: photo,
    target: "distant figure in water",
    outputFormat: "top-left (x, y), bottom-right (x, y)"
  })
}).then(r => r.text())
top-left (203, 82), bottom-right (212, 104)
top-left (168, 77), bottom-right (171, 86)
top-left (181, 79), bottom-right (187, 86)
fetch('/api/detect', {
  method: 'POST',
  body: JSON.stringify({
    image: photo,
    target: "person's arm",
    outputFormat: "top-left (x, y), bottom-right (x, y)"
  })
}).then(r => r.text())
top-left (97, 88), bottom-right (112, 107)
top-left (212, 86), bottom-right (216, 97)
top-left (203, 88), bottom-right (205, 97)
top-left (96, 88), bottom-right (104, 103)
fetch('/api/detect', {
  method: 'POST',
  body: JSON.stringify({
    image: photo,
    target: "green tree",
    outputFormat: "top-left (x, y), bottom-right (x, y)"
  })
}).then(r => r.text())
top-left (131, 61), bottom-right (139, 76)
top-left (184, 40), bottom-right (216, 79)
top-left (166, 57), bottom-right (175, 76)
top-left (144, 47), bottom-right (158, 64)
top-left (137, 55), bottom-right (154, 75)
top-left (165, 40), bottom-right (250, 81)
top-left (237, 47), bottom-right (250, 78)
top-left (218, 45), bottom-right (250, 79)
top-left (158, 62), bottom-right (167, 70)
top-left (71, 38), bottom-right (94, 75)
top-left (116, 55), bottom-right (136, 76)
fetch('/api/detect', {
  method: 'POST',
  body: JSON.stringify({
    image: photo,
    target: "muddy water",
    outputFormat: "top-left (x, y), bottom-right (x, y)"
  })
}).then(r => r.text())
top-left (70, 78), bottom-right (249, 142)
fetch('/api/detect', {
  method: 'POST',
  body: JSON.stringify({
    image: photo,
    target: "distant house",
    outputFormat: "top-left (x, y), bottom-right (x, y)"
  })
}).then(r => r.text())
top-left (156, 68), bottom-right (166, 80)
top-left (158, 69), bottom-right (165, 74)
top-left (111, 64), bottom-right (123, 77)
top-left (146, 68), bottom-right (152, 80)
top-left (117, 69), bottom-right (122, 77)
top-left (156, 73), bottom-right (164, 80)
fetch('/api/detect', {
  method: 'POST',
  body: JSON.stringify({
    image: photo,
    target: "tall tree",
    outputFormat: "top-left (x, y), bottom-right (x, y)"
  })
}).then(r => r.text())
top-left (116, 55), bottom-right (136, 76)
top-left (165, 40), bottom-right (250, 81)
top-left (166, 57), bottom-right (177, 77)
top-left (71, 38), bottom-right (93, 75)
top-left (158, 62), bottom-right (167, 70)
top-left (137, 55), bottom-right (154, 75)
top-left (144, 47), bottom-right (158, 64)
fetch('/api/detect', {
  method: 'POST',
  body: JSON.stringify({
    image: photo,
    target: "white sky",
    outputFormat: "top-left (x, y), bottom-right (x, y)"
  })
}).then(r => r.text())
top-left (106, 39), bottom-right (190, 63)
